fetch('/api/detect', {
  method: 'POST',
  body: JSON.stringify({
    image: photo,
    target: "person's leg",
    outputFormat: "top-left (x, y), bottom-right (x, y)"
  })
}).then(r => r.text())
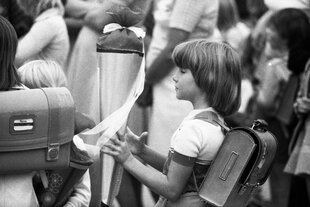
top-left (305, 176), bottom-right (310, 205)
top-left (116, 170), bottom-right (143, 207)
top-left (288, 176), bottom-right (310, 207)
top-left (268, 163), bottom-right (292, 207)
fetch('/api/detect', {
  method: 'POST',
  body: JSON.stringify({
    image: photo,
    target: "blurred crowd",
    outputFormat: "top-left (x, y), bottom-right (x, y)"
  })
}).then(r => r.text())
top-left (1, 0), bottom-right (310, 206)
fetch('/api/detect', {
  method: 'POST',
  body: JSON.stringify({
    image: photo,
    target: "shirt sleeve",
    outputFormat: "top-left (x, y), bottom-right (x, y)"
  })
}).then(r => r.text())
top-left (173, 121), bottom-right (204, 158)
top-left (169, 0), bottom-right (206, 32)
top-left (15, 19), bottom-right (56, 66)
top-left (65, 170), bottom-right (91, 207)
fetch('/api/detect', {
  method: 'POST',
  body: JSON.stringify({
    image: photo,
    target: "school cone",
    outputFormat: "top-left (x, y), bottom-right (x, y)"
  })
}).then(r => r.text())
top-left (80, 6), bottom-right (145, 206)
top-left (98, 52), bottom-right (144, 206)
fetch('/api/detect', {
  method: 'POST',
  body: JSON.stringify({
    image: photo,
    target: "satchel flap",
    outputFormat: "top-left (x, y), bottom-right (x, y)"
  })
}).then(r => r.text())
top-left (198, 129), bottom-right (257, 206)
top-left (0, 88), bottom-right (75, 151)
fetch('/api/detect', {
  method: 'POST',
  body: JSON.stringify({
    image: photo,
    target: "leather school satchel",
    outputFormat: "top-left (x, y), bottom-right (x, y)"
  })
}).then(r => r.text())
top-left (0, 87), bottom-right (75, 174)
top-left (194, 111), bottom-right (278, 207)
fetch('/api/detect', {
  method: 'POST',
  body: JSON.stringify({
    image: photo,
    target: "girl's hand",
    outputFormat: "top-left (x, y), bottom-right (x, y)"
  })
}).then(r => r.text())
top-left (125, 127), bottom-right (147, 156)
top-left (295, 97), bottom-right (310, 115)
top-left (102, 135), bottom-right (132, 164)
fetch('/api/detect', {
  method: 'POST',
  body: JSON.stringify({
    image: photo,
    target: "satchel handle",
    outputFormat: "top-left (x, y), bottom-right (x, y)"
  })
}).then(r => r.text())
top-left (251, 119), bottom-right (268, 132)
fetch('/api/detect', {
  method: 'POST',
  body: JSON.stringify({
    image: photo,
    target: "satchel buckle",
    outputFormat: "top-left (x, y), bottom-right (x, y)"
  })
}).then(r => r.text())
top-left (238, 182), bottom-right (260, 195)
top-left (47, 143), bottom-right (60, 161)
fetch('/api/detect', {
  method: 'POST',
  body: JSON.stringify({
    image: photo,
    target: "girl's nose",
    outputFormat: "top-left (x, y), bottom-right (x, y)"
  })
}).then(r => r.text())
top-left (172, 72), bottom-right (177, 82)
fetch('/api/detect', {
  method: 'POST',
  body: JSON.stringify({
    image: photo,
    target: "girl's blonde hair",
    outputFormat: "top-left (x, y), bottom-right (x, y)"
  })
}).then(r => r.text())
top-left (17, 0), bottom-right (64, 18)
top-left (172, 40), bottom-right (242, 117)
top-left (18, 59), bottom-right (67, 89)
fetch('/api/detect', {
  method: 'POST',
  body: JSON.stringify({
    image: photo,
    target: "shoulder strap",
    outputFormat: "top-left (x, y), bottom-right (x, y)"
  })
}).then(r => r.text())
top-left (192, 111), bottom-right (230, 192)
top-left (194, 111), bottom-right (230, 132)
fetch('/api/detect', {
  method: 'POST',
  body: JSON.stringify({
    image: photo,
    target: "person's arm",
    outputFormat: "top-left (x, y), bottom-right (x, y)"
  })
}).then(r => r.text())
top-left (74, 111), bottom-right (96, 135)
top-left (122, 128), bottom-right (166, 171)
top-left (64, 0), bottom-right (114, 32)
top-left (256, 61), bottom-right (286, 118)
top-left (103, 122), bottom-right (207, 200)
top-left (146, 0), bottom-right (209, 84)
top-left (146, 28), bottom-right (189, 84)
top-left (64, 170), bottom-right (91, 207)
top-left (103, 137), bottom-right (193, 201)
top-left (64, 136), bottom-right (92, 207)
top-left (251, 10), bottom-right (274, 51)
top-left (295, 97), bottom-right (310, 115)
top-left (128, 0), bottom-right (151, 17)
top-left (83, 0), bottom-right (151, 32)
top-left (15, 20), bottom-right (56, 67)
top-left (136, 143), bottom-right (166, 171)
top-left (83, 1), bottom-right (121, 32)
top-left (124, 154), bottom-right (193, 200)
top-left (64, 0), bottom-right (97, 19)
top-left (257, 65), bottom-right (280, 108)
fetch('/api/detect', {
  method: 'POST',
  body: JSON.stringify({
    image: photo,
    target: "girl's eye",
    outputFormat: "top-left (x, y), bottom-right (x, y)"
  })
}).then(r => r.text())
top-left (180, 69), bottom-right (186, 73)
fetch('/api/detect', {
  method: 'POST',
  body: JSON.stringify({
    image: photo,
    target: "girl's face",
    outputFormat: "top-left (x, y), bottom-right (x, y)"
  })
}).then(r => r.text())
top-left (264, 27), bottom-right (288, 59)
top-left (172, 68), bottom-right (203, 103)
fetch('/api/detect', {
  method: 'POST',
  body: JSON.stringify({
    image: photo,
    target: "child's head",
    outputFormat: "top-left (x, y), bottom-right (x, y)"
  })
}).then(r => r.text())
top-left (17, 0), bottom-right (64, 18)
top-left (18, 59), bottom-right (68, 89)
top-left (172, 40), bottom-right (241, 117)
top-left (0, 16), bottom-right (21, 91)
top-left (266, 8), bottom-right (310, 74)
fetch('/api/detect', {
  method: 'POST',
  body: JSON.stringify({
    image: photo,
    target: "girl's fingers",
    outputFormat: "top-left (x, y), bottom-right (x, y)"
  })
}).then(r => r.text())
top-left (301, 97), bottom-right (310, 102)
top-left (110, 137), bottom-right (122, 145)
top-left (101, 148), bottom-right (118, 156)
top-left (104, 142), bottom-right (119, 152)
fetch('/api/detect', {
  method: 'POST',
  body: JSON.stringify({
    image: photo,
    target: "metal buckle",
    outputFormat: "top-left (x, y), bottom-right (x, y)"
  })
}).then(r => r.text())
top-left (47, 143), bottom-right (60, 161)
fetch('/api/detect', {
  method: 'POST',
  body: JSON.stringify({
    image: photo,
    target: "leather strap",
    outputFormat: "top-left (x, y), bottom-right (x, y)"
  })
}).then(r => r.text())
top-left (192, 111), bottom-right (230, 192)
top-left (194, 111), bottom-right (230, 132)
top-left (41, 88), bottom-right (61, 161)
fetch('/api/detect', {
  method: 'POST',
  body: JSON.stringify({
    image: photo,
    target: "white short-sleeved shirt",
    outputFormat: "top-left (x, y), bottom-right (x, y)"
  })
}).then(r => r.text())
top-left (170, 108), bottom-right (225, 162)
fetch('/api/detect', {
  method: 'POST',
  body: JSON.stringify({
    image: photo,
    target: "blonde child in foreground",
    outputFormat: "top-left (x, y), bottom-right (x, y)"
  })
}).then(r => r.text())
top-left (103, 40), bottom-right (242, 207)
top-left (18, 59), bottom-right (91, 207)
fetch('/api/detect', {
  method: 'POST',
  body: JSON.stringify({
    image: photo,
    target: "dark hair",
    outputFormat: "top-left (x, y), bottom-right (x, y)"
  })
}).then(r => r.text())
top-left (172, 40), bottom-right (242, 117)
top-left (17, 0), bottom-right (64, 18)
top-left (268, 8), bottom-right (310, 74)
top-left (0, 16), bottom-right (21, 91)
top-left (217, 0), bottom-right (240, 31)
